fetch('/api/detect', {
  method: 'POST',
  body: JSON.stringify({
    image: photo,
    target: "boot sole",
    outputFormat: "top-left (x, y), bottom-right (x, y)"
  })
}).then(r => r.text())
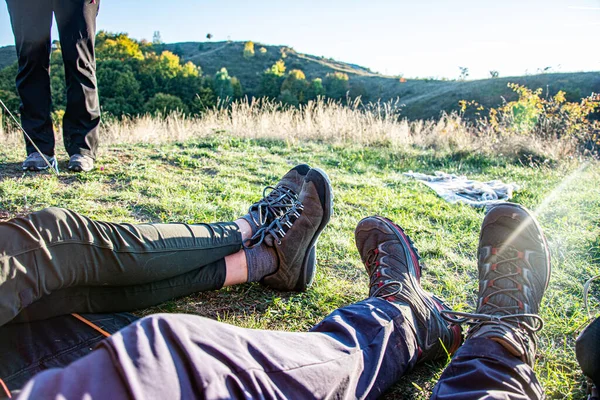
top-left (483, 202), bottom-right (552, 290)
top-left (295, 168), bottom-right (334, 291)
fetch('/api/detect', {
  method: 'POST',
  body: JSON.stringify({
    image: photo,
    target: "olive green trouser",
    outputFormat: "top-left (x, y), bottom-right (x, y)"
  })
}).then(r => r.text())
top-left (0, 208), bottom-right (242, 326)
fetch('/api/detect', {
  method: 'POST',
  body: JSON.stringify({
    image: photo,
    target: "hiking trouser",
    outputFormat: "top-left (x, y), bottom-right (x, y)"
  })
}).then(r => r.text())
top-left (6, 0), bottom-right (101, 158)
top-left (16, 298), bottom-right (543, 399)
top-left (0, 207), bottom-right (242, 326)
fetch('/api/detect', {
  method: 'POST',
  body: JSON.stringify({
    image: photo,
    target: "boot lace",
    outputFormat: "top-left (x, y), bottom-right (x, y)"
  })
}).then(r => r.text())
top-left (243, 200), bottom-right (304, 249)
top-left (441, 245), bottom-right (544, 334)
top-left (247, 185), bottom-right (298, 229)
top-left (365, 248), bottom-right (403, 299)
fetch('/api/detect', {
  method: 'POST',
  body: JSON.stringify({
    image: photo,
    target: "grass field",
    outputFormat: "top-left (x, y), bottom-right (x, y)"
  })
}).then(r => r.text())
top-left (0, 114), bottom-right (599, 398)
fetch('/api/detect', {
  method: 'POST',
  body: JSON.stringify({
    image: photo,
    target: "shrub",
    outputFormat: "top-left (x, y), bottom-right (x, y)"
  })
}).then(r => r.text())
top-left (324, 72), bottom-right (349, 100)
top-left (461, 83), bottom-right (600, 154)
top-left (243, 41), bottom-right (255, 58)
top-left (144, 93), bottom-right (188, 114)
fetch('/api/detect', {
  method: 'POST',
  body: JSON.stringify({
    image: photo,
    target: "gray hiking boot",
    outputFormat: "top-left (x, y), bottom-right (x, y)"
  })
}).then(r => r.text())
top-left (22, 152), bottom-right (57, 171)
top-left (355, 216), bottom-right (463, 363)
top-left (242, 164), bottom-right (310, 233)
top-left (248, 168), bottom-right (333, 291)
top-left (68, 154), bottom-right (94, 172)
top-left (442, 203), bottom-right (551, 366)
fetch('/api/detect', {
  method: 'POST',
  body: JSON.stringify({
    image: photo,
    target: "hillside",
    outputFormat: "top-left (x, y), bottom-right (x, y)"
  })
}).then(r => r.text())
top-left (1, 42), bottom-right (599, 119)
top-left (0, 46), bottom-right (16, 70)
top-left (165, 41), bottom-right (599, 119)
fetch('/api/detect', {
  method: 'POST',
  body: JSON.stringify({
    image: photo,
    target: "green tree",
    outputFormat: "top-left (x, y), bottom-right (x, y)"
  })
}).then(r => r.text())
top-left (190, 86), bottom-right (217, 114)
top-left (213, 67), bottom-right (234, 100)
top-left (96, 31), bottom-right (144, 61)
top-left (258, 47), bottom-right (267, 55)
top-left (279, 69), bottom-right (309, 105)
top-left (49, 50), bottom-right (66, 111)
top-left (306, 78), bottom-right (326, 101)
top-left (324, 72), bottom-right (349, 100)
top-left (231, 77), bottom-right (243, 99)
top-left (97, 59), bottom-right (144, 116)
top-left (243, 41), bottom-right (255, 58)
top-left (152, 31), bottom-right (163, 45)
top-left (260, 60), bottom-right (286, 98)
top-left (144, 93), bottom-right (188, 114)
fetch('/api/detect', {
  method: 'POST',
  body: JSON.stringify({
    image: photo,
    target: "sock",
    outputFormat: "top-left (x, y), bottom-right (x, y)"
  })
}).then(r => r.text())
top-left (241, 210), bottom-right (261, 235)
top-left (245, 244), bottom-right (279, 282)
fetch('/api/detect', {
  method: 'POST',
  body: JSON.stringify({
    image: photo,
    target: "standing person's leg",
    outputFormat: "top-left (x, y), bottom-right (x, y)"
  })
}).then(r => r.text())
top-left (53, 0), bottom-right (100, 171)
top-left (0, 165), bottom-right (313, 325)
top-left (432, 203), bottom-right (550, 400)
top-left (5, 0), bottom-right (56, 168)
top-left (16, 216), bottom-right (462, 400)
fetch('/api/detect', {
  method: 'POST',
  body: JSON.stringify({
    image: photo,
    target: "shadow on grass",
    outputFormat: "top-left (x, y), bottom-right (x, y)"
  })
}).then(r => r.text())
top-left (138, 283), bottom-right (279, 320)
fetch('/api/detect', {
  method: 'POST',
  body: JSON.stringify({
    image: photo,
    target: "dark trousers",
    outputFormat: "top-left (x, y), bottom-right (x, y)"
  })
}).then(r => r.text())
top-left (0, 208), bottom-right (242, 326)
top-left (16, 299), bottom-right (544, 399)
top-left (6, 0), bottom-right (101, 158)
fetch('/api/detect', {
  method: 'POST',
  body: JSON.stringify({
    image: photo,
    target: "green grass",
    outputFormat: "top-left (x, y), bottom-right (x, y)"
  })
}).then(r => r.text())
top-left (0, 136), bottom-right (598, 398)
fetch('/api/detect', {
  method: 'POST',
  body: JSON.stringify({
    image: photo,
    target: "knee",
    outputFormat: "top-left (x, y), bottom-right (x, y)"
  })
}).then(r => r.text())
top-left (29, 207), bottom-right (77, 233)
top-left (36, 207), bottom-right (71, 221)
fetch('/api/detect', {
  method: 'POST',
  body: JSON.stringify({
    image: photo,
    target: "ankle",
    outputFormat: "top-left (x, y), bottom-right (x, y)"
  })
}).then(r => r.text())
top-left (245, 244), bottom-right (279, 283)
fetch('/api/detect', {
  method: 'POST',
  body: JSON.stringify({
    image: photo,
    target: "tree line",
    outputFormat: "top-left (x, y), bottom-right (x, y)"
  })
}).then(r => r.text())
top-left (0, 32), bottom-right (354, 119)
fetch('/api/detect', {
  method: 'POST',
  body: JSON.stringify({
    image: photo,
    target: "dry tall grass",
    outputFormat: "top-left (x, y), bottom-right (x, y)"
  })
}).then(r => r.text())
top-left (1, 98), bottom-right (578, 160)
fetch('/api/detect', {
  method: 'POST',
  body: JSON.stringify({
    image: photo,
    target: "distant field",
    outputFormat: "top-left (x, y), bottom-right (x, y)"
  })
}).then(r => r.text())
top-left (1, 109), bottom-right (598, 398)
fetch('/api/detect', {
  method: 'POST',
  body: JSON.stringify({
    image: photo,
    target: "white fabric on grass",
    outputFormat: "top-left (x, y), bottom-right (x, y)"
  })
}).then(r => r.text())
top-left (404, 171), bottom-right (519, 208)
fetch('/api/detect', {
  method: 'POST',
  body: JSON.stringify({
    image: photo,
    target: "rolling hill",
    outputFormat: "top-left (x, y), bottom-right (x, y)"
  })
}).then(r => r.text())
top-left (1, 41), bottom-right (599, 119)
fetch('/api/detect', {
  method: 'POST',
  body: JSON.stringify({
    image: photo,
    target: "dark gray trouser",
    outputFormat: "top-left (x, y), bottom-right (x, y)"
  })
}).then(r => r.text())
top-left (431, 338), bottom-right (544, 399)
top-left (6, 0), bottom-right (101, 158)
top-left (16, 299), bottom-right (544, 400)
top-left (0, 207), bottom-right (242, 326)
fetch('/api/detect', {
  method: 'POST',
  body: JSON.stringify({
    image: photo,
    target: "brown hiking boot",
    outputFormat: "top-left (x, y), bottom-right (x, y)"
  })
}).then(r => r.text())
top-left (355, 216), bottom-right (462, 363)
top-left (242, 164), bottom-right (310, 233)
top-left (249, 168), bottom-right (333, 291)
top-left (442, 203), bottom-right (551, 366)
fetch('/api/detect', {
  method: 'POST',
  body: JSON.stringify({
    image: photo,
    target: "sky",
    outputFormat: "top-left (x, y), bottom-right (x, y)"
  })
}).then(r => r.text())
top-left (1, 0), bottom-right (598, 80)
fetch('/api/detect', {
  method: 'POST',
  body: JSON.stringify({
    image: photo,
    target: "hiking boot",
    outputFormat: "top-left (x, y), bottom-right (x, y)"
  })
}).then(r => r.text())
top-left (242, 164), bottom-right (311, 233)
top-left (355, 216), bottom-right (462, 363)
top-left (68, 154), bottom-right (94, 172)
top-left (22, 152), bottom-right (57, 171)
top-left (250, 168), bottom-right (333, 291)
top-left (442, 203), bottom-right (551, 366)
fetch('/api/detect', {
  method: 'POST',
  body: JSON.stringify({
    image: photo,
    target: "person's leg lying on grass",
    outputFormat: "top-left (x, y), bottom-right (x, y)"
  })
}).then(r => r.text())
top-left (0, 165), bottom-right (315, 326)
top-left (15, 214), bottom-right (459, 399)
top-left (432, 203), bottom-right (550, 400)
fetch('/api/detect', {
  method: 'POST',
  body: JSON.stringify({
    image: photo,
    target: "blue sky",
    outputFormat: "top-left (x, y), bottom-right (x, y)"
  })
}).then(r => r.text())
top-left (1, 0), bottom-right (598, 79)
